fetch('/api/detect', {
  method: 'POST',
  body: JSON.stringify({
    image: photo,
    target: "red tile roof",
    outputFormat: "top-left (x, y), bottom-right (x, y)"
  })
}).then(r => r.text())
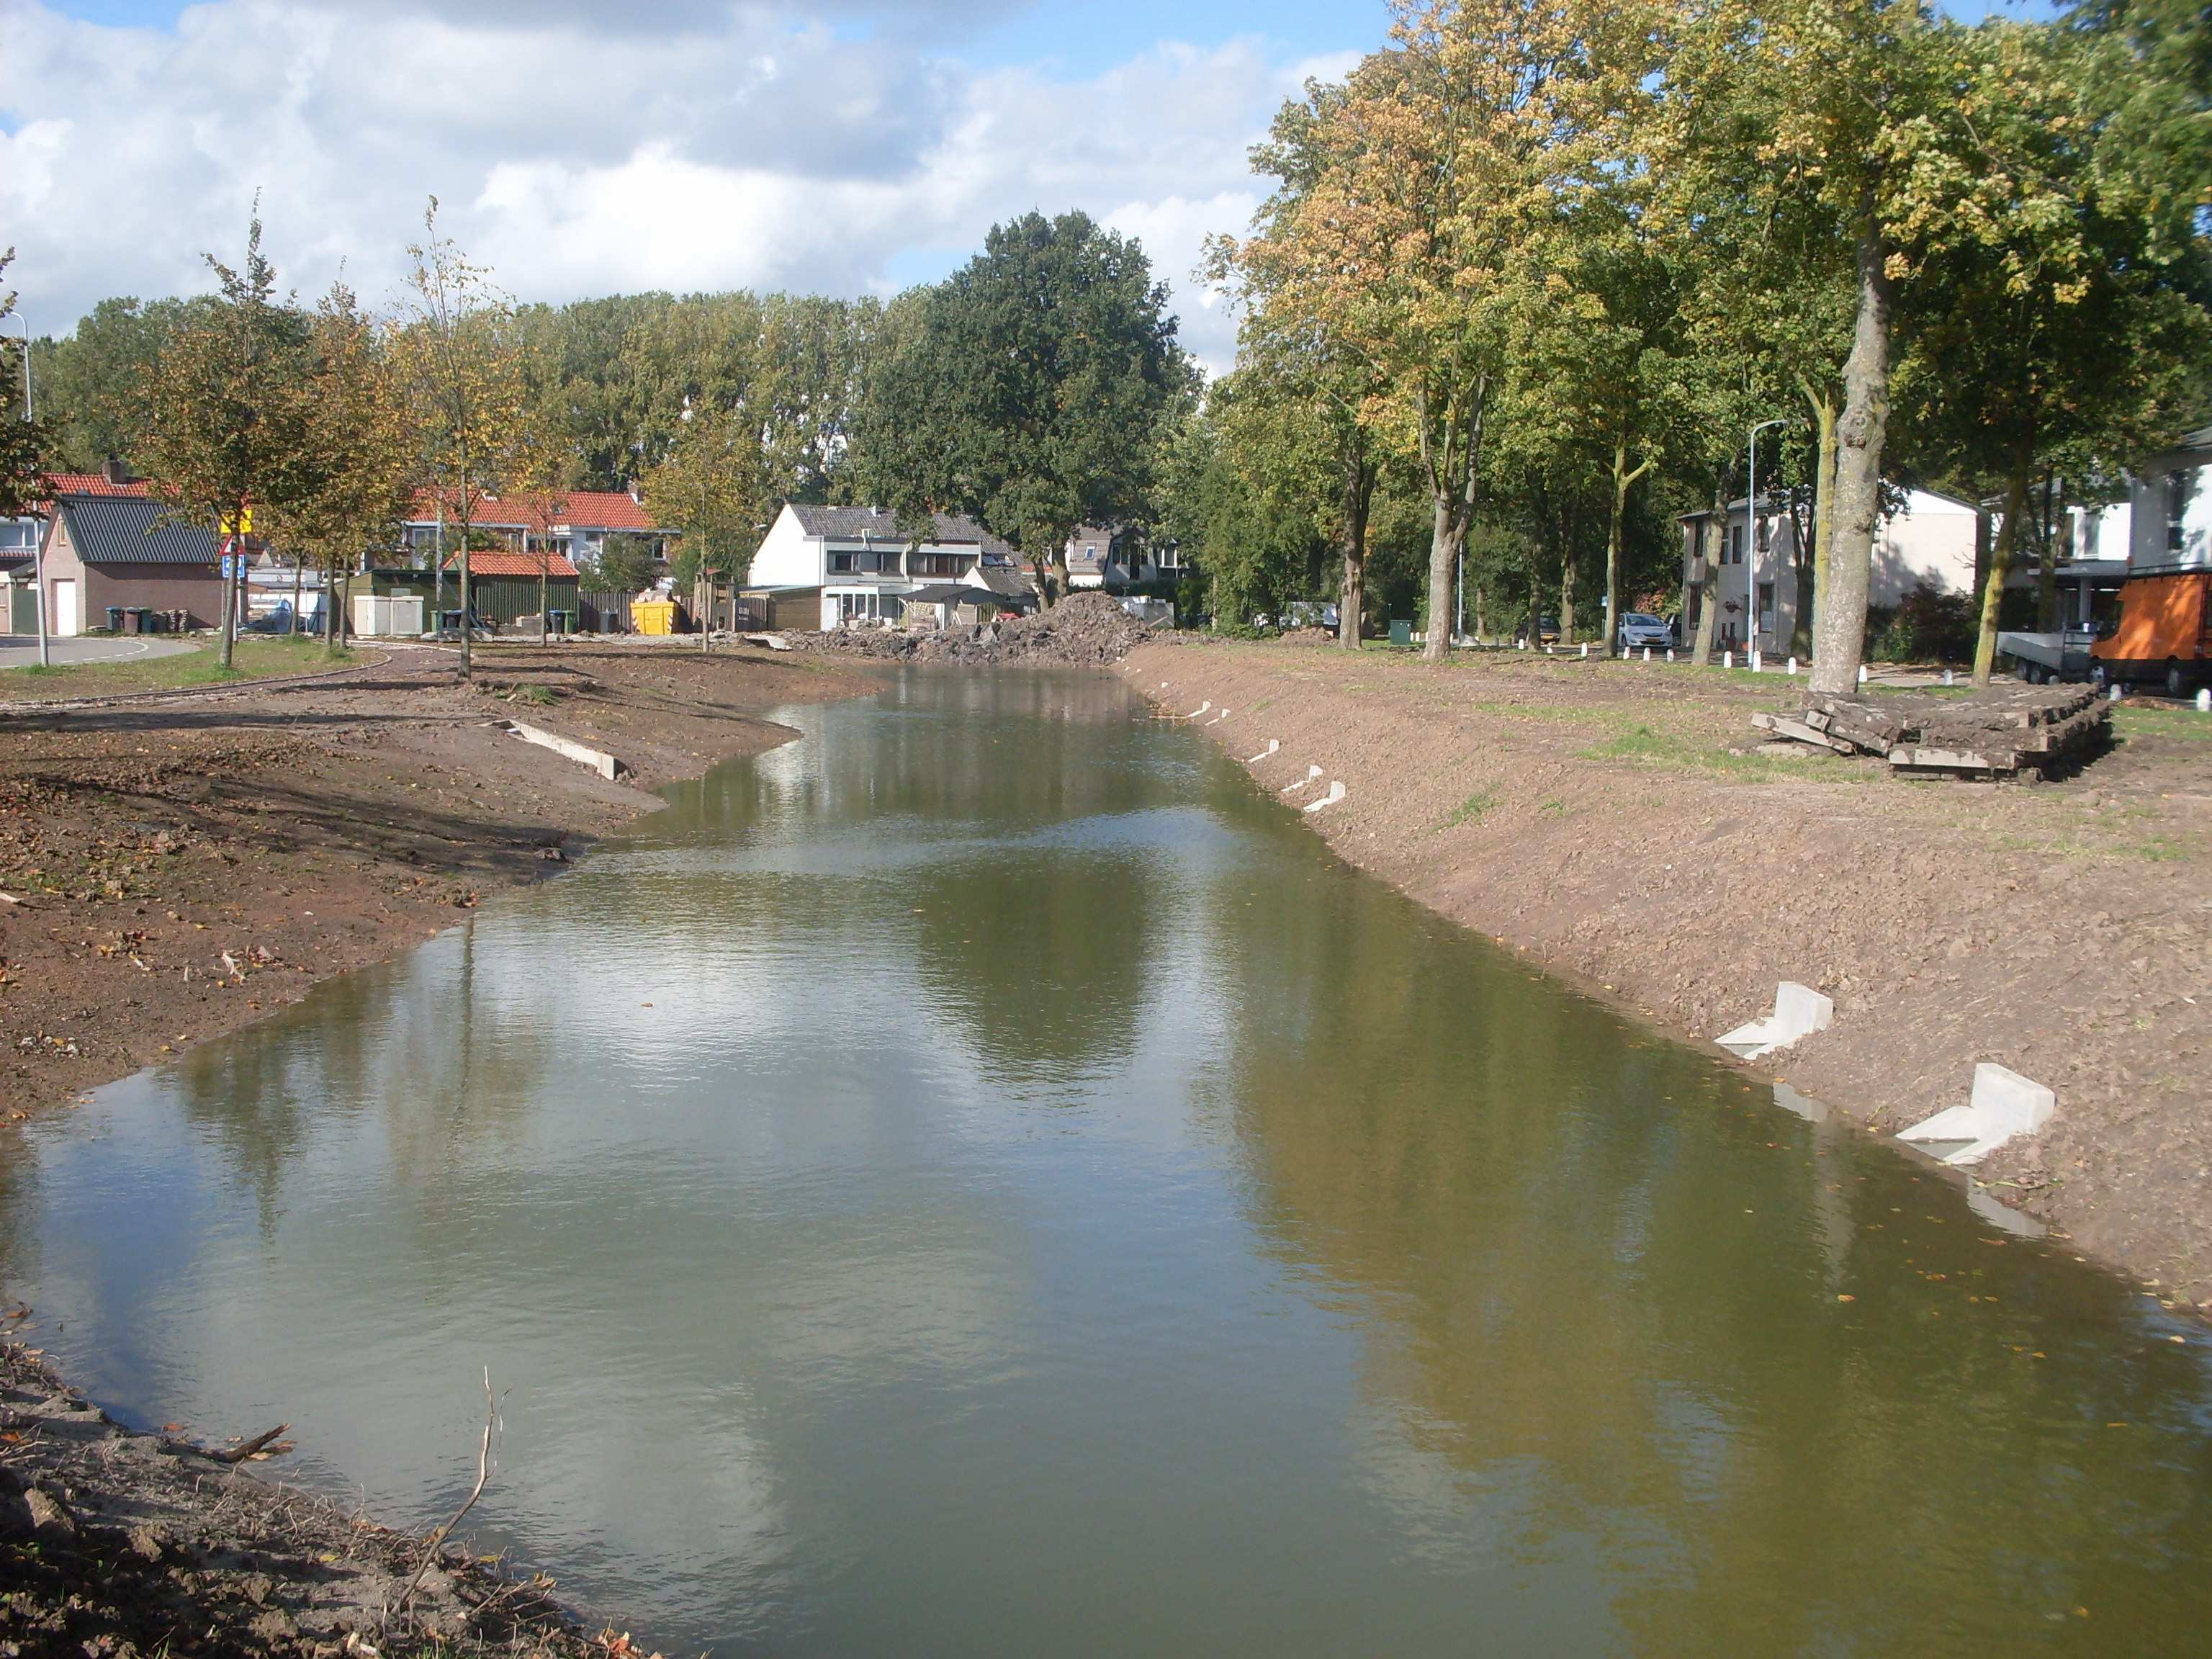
top-left (441, 549), bottom-right (580, 579)
top-left (42, 472), bottom-right (153, 499)
top-left (410, 488), bottom-right (665, 534)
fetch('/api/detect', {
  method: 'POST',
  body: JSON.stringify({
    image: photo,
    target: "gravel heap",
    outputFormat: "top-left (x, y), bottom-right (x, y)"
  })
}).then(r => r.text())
top-left (788, 591), bottom-right (1159, 667)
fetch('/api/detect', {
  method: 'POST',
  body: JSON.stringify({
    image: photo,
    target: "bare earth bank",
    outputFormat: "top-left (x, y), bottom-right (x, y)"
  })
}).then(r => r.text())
top-left (1122, 637), bottom-right (2212, 1313)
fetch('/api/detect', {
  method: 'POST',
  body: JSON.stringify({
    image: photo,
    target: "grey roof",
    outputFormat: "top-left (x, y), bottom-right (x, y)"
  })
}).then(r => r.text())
top-left (786, 503), bottom-right (1016, 560)
top-left (57, 495), bottom-right (220, 565)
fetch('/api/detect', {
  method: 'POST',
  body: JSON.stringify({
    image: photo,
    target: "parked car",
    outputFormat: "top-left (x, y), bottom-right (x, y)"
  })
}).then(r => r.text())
top-left (1521, 614), bottom-right (1561, 646)
top-left (1616, 611), bottom-right (1676, 652)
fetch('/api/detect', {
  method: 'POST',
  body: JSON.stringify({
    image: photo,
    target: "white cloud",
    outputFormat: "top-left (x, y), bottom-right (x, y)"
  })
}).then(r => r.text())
top-left (0, 1), bottom-right (1323, 372)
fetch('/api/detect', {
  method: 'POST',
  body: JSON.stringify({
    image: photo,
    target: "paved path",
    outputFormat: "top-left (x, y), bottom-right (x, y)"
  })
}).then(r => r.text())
top-left (0, 634), bottom-right (198, 670)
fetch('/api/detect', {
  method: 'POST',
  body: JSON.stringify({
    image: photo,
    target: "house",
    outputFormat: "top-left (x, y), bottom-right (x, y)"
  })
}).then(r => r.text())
top-left (400, 487), bottom-right (673, 571)
top-left (35, 491), bottom-right (223, 635)
top-left (1678, 488), bottom-right (1977, 653)
top-left (4, 465), bottom-right (156, 633)
top-left (2128, 426), bottom-right (2211, 572)
top-left (1062, 525), bottom-right (1181, 590)
top-left (747, 503), bottom-right (1034, 630)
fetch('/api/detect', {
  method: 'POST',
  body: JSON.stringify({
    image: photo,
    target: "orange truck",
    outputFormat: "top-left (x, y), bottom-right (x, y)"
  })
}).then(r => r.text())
top-left (2090, 569), bottom-right (2212, 698)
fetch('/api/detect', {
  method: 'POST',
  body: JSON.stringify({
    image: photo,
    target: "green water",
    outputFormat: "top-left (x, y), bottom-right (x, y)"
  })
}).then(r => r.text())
top-left (3, 669), bottom-right (2208, 1656)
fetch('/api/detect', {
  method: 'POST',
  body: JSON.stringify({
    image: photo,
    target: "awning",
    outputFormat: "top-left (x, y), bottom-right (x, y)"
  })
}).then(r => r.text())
top-left (903, 583), bottom-right (1036, 609)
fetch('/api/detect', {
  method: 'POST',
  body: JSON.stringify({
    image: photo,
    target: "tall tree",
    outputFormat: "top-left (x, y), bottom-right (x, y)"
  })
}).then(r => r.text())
top-left (396, 199), bottom-right (536, 678)
top-left (31, 295), bottom-right (197, 472)
top-left (858, 210), bottom-right (1191, 606)
top-left (141, 210), bottom-right (309, 670)
top-left (642, 395), bottom-right (771, 642)
top-left (0, 253), bottom-right (52, 524)
top-left (1226, 0), bottom-right (1642, 660)
top-left (256, 282), bottom-right (418, 652)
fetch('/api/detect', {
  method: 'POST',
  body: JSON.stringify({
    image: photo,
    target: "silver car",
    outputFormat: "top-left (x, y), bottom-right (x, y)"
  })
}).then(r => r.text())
top-left (1616, 612), bottom-right (1676, 652)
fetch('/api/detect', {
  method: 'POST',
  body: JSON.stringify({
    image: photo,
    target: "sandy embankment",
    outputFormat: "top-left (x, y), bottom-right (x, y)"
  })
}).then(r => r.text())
top-left (1122, 637), bottom-right (2212, 1310)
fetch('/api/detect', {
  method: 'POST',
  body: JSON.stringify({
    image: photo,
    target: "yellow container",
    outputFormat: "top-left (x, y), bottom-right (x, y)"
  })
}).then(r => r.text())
top-left (631, 598), bottom-right (678, 637)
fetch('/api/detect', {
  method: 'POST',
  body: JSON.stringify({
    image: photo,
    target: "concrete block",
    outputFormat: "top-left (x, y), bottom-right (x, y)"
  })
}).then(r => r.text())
top-left (1897, 1064), bottom-right (2055, 1166)
top-left (497, 720), bottom-right (627, 783)
top-left (1302, 781), bottom-right (1346, 814)
top-left (1184, 701), bottom-right (1211, 719)
top-left (1717, 981), bottom-right (1834, 1060)
top-left (1244, 739), bottom-right (1280, 764)
top-left (1280, 765), bottom-right (1323, 795)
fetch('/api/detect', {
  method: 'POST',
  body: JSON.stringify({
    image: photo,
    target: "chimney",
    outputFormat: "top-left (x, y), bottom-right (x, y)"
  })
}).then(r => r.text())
top-left (102, 454), bottom-right (130, 486)
top-left (627, 479), bottom-right (642, 504)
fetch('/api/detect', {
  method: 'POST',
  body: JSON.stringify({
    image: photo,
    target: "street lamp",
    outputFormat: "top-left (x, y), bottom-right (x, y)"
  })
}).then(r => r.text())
top-left (3, 311), bottom-right (48, 668)
top-left (1744, 418), bottom-right (1786, 668)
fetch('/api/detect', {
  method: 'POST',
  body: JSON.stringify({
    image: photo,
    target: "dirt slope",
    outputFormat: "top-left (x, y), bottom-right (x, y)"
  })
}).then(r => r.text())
top-left (1123, 638), bottom-right (2212, 1308)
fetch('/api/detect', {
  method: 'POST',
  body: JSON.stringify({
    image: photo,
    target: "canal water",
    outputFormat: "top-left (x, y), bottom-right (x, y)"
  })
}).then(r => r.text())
top-left (4, 670), bottom-right (2210, 1655)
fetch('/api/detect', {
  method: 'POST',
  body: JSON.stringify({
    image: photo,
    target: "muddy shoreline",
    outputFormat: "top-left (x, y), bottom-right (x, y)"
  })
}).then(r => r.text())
top-left (1120, 637), bottom-right (2212, 1314)
top-left (1, 640), bottom-right (876, 1656)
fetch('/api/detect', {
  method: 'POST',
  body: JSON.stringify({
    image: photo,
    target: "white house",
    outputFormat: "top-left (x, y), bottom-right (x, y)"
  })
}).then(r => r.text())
top-left (1064, 525), bottom-right (1182, 590)
top-left (1678, 488), bottom-right (1978, 652)
top-left (2129, 426), bottom-right (2212, 571)
top-left (747, 503), bottom-right (1034, 630)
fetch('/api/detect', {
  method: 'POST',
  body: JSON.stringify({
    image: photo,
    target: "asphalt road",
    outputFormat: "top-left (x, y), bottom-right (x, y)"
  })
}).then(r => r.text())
top-left (0, 634), bottom-right (198, 670)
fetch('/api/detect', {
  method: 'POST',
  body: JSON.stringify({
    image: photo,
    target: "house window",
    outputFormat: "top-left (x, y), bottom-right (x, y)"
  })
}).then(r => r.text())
top-left (830, 549), bottom-right (896, 575)
top-left (1727, 525), bottom-right (1743, 565)
top-left (1156, 545), bottom-right (1181, 571)
top-left (1757, 581), bottom-right (1775, 632)
top-left (833, 590), bottom-right (902, 624)
top-left (912, 552), bottom-right (966, 578)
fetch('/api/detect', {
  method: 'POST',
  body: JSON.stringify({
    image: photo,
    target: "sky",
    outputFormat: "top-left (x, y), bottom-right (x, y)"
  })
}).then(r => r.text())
top-left (0, 0), bottom-right (1384, 371)
top-left (1, 0), bottom-right (2053, 373)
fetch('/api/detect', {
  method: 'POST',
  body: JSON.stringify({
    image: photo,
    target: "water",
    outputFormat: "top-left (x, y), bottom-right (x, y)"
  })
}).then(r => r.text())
top-left (4, 669), bottom-right (2211, 1656)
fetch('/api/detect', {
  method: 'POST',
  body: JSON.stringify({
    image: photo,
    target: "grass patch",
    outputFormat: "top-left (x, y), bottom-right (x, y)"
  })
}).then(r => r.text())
top-left (514, 683), bottom-right (559, 708)
top-left (1442, 789), bottom-right (1498, 829)
top-left (0, 634), bottom-right (354, 699)
top-left (2113, 703), bottom-right (2212, 744)
top-left (1578, 717), bottom-right (1852, 781)
top-left (1539, 796), bottom-right (1570, 817)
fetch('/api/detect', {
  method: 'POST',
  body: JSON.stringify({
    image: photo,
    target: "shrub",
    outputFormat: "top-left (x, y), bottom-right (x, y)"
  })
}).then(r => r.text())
top-left (1869, 581), bottom-right (1977, 664)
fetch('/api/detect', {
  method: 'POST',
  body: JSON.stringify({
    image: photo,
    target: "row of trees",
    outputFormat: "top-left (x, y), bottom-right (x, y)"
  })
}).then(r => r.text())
top-left (1197, 0), bottom-right (2211, 688)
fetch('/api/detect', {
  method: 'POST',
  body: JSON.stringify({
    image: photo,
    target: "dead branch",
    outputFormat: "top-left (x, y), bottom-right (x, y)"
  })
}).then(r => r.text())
top-left (397, 1367), bottom-right (498, 1619)
top-left (209, 1423), bottom-right (292, 1464)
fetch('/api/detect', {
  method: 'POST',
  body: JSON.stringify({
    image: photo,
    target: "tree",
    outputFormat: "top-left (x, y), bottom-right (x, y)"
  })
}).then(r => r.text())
top-left (0, 253), bottom-right (52, 523)
top-left (581, 532), bottom-right (658, 593)
top-left (641, 395), bottom-right (770, 641)
top-left (857, 210), bottom-right (1192, 606)
top-left (255, 282), bottom-right (417, 652)
top-left (1226, 0), bottom-right (1643, 660)
top-left (396, 199), bottom-right (537, 677)
top-left (30, 296), bottom-right (197, 473)
top-left (141, 210), bottom-right (309, 670)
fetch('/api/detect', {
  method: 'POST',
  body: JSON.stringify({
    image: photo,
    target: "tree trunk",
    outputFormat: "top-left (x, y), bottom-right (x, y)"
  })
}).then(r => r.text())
top-left (1972, 500), bottom-right (1992, 626)
top-left (1605, 442), bottom-right (1653, 658)
top-left (2036, 470), bottom-right (2059, 629)
top-left (1560, 552), bottom-right (1577, 644)
top-left (1803, 389), bottom-right (1838, 656)
top-left (217, 509), bottom-right (240, 670)
top-left (289, 556), bottom-right (302, 638)
top-left (1812, 217), bottom-right (1894, 696)
top-left (1424, 490), bottom-right (1467, 660)
top-left (1336, 435), bottom-right (1375, 649)
top-left (458, 523), bottom-right (472, 678)
top-left (1972, 470), bottom-right (2030, 685)
top-left (1691, 481), bottom-right (1725, 665)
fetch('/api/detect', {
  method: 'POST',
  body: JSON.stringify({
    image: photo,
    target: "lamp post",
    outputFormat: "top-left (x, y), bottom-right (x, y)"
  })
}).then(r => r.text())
top-left (4, 312), bottom-right (48, 667)
top-left (1745, 418), bottom-right (1786, 667)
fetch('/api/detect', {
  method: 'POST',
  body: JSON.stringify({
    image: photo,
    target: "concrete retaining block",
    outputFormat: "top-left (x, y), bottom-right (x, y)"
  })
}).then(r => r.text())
top-left (1302, 781), bottom-right (1346, 814)
top-left (1717, 981), bottom-right (1834, 1060)
top-left (1897, 1064), bottom-right (2055, 1166)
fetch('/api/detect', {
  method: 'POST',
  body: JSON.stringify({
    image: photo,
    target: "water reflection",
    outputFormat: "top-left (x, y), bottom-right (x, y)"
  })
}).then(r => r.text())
top-left (2, 668), bottom-right (2209, 1658)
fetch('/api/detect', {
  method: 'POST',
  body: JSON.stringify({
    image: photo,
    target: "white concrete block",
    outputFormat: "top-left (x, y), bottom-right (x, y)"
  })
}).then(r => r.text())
top-left (1302, 781), bottom-right (1346, 814)
top-left (1897, 1064), bottom-right (2055, 1166)
top-left (1184, 701), bottom-right (1211, 719)
top-left (1279, 765), bottom-right (1323, 795)
top-left (1717, 981), bottom-right (1835, 1060)
top-left (1244, 739), bottom-right (1280, 764)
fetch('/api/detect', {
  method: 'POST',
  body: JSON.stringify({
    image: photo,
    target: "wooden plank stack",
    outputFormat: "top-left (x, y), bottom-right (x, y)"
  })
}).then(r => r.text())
top-left (1751, 682), bottom-right (2108, 778)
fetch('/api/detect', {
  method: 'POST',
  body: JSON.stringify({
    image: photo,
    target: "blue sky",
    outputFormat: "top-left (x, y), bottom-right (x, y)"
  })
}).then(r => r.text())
top-left (3, 0), bottom-right (2061, 369)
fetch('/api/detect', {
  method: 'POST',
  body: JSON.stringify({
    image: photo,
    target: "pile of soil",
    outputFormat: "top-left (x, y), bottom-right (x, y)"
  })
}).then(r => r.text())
top-left (0, 1341), bottom-right (629, 1658)
top-left (791, 592), bottom-right (1158, 666)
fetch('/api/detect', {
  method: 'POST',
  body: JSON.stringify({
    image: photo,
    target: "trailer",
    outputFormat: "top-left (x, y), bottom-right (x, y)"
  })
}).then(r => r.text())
top-left (2089, 567), bottom-right (2212, 698)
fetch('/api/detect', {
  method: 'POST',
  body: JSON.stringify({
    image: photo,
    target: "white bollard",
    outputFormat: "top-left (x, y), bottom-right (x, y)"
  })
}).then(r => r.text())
top-left (1943, 668), bottom-right (1955, 687)
top-left (1787, 655), bottom-right (1798, 676)
top-left (1665, 648), bottom-right (1674, 664)
top-left (1858, 664), bottom-right (1869, 687)
top-left (1642, 647), bottom-right (1651, 663)
top-left (1724, 649), bottom-right (1733, 670)
top-left (1750, 649), bottom-right (1763, 673)
top-left (1581, 642), bottom-right (1589, 660)
top-left (2110, 682), bottom-right (2123, 703)
top-left (2198, 688), bottom-right (2210, 713)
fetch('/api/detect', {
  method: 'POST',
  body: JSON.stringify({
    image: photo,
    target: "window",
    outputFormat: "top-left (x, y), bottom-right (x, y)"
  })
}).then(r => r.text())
top-left (830, 549), bottom-right (896, 575)
top-left (833, 590), bottom-right (902, 624)
top-left (0, 518), bottom-right (37, 552)
top-left (1156, 544), bottom-right (1181, 571)
top-left (1727, 525), bottom-right (1743, 565)
top-left (912, 552), bottom-right (966, 578)
top-left (1757, 582), bottom-right (1775, 631)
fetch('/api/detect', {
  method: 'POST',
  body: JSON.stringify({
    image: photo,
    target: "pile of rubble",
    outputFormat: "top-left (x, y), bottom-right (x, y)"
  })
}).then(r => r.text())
top-left (1753, 682), bottom-right (2109, 778)
top-left (787, 592), bottom-right (1161, 667)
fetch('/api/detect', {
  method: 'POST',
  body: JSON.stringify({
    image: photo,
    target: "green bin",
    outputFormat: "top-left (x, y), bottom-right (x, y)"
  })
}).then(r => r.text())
top-left (1388, 618), bottom-right (1413, 648)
